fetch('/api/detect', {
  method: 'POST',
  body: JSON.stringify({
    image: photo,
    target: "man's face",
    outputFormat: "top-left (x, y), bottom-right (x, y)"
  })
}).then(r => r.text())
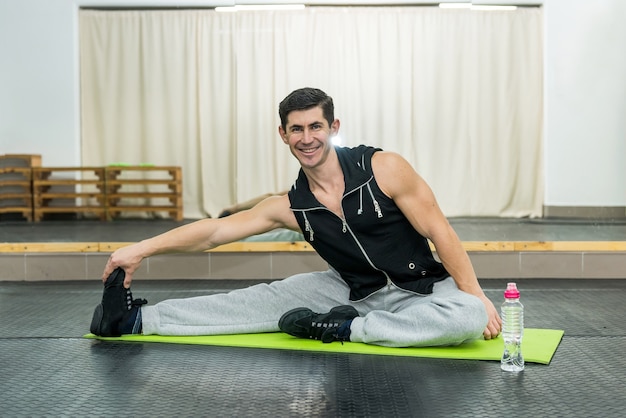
top-left (279, 106), bottom-right (339, 169)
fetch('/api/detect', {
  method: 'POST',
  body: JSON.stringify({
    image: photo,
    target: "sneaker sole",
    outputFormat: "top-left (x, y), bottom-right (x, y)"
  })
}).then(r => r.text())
top-left (90, 303), bottom-right (104, 335)
top-left (89, 268), bottom-right (127, 337)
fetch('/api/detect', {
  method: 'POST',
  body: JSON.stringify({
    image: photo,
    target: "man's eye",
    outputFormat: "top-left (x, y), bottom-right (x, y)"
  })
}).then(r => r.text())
top-left (291, 127), bottom-right (302, 133)
top-left (312, 124), bottom-right (322, 130)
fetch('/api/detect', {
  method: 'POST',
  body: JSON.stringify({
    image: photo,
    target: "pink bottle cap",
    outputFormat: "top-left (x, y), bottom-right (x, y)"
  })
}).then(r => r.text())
top-left (504, 282), bottom-right (520, 298)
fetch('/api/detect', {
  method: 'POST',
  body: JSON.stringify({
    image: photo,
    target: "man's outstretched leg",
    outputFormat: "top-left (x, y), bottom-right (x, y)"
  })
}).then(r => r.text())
top-left (91, 268), bottom-right (353, 337)
top-left (90, 268), bottom-right (147, 337)
top-left (140, 270), bottom-right (352, 336)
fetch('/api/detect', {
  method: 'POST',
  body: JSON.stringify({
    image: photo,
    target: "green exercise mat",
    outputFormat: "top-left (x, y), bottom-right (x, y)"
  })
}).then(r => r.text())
top-left (84, 328), bottom-right (563, 365)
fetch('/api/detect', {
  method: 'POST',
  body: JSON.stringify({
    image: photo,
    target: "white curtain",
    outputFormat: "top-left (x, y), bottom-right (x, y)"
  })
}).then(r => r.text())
top-left (80, 7), bottom-right (543, 219)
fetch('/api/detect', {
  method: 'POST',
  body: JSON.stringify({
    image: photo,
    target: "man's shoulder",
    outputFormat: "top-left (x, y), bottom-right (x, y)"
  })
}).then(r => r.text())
top-left (336, 144), bottom-right (382, 167)
top-left (262, 194), bottom-right (300, 229)
top-left (338, 144), bottom-right (381, 156)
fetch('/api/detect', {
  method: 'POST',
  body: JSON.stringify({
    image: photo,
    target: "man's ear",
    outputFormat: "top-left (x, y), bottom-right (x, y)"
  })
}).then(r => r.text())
top-left (330, 119), bottom-right (341, 135)
top-left (278, 125), bottom-right (288, 144)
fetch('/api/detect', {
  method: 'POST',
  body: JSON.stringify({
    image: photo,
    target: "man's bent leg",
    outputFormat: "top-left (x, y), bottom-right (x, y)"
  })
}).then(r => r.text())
top-left (141, 269), bottom-right (351, 336)
top-left (349, 277), bottom-right (488, 347)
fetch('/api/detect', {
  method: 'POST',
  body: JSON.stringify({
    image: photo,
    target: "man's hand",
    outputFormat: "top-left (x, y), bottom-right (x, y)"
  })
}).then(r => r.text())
top-left (102, 243), bottom-right (145, 288)
top-left (479, 294), bottom-right (502, 340)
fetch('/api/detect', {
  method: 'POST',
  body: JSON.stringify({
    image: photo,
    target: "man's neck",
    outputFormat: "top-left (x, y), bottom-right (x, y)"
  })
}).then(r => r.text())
top-left (302, 148), bottom-right (344, 197)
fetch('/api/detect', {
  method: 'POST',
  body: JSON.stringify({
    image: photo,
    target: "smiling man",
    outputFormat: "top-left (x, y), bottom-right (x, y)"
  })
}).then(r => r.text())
top-left (91, 87), bottom-right (501, 347)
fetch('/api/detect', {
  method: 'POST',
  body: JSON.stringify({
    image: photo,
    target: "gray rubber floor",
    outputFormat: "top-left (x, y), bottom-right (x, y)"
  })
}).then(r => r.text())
top-left (1, 278), bottom-right (625, 417)
top-left (1, 217), bottom-right (626, 242)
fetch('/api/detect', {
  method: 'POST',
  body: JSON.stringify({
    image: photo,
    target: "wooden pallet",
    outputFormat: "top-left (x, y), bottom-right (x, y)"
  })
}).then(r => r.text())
top-left (0, 163), bottom-right (36, 221)
top-left (104, 166), bottom-right (183, 221)
top-left (1, 164), bottom-right (184, 222)
top-left (32, 167), bottom-right (106, 221)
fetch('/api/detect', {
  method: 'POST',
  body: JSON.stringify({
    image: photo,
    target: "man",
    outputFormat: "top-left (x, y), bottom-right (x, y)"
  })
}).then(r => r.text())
top-left (91, 87), bottom-right (501, 347)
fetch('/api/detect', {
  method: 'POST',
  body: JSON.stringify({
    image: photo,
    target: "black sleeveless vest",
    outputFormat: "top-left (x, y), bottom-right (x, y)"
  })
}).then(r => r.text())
top-left (288, 145), bottom-right (449, 301)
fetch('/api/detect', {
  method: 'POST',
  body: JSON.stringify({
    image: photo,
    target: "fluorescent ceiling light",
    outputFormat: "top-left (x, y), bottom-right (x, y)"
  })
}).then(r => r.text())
top-left (215, 4), bottom-right (305, 12)
top-left (439, 2), bottom-right (472, 8)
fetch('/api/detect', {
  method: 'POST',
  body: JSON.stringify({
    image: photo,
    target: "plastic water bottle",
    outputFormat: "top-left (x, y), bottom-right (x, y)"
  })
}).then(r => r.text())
top-left (500, 282), bottom-right (525, 372)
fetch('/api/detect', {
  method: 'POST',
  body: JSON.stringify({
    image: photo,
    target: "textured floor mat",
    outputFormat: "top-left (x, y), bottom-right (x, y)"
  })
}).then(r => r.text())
top-left (85, 327), bottom-right (563, 364)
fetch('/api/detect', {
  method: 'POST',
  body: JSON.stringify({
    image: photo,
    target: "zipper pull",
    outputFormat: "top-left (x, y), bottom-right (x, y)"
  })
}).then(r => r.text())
top-left (304, 218), bottom-right (314, 241)
top-left (373, 200), bottom-right (383, 218)
top-left (342, 219), bottom-right (347, 233)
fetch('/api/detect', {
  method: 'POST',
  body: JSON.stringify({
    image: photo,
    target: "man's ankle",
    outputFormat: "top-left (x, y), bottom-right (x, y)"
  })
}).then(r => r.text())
top-left (120, 306), bottom-right (142, 335)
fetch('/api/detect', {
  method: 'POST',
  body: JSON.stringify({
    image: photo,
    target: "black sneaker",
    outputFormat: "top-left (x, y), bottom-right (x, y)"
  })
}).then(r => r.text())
top-left (90, 268), bottom-right (147, 337)
top-left (278, 305), bottom-right (359, 343)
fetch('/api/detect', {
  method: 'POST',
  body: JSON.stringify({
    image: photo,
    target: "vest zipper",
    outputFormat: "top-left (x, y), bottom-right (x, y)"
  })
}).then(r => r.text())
top-left (339, 198), bottom-right (392, 285)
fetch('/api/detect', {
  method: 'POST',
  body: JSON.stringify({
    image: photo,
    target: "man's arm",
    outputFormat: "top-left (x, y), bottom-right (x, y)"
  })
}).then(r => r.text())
top-left (218, 190), bottom-right (290, 217)
top-left (372, 151), bottom-right (502, 339)
top-left (103, 194), bottom-right (298, 287)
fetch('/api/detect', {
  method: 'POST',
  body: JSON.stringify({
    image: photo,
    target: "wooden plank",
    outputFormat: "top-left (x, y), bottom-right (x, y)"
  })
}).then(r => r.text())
top-left (106, 192), bottom-right (182, 198)
top-left (107, 206), bottom-right (181, 212)
top-left (34, 207), bottom-right (106, 212)
top-left (33, 207), bottom-right (107, 222)
top-left (0, 242), bottom-right (100, 253)
top-left (0, 193), bottom-right (32, 199)
top-left (99, 242), bottom-right (133, 252)
top-left (0, 207), bottom-right (32, 216)
top-left (105, 166), bottom-right (181, 171)
top-left (428, 241), bottom-right (516, 251)
top-left (3, 241), bottom-right (624, 254)
top-left (98, 241), bottom-right (626, 253)
top-left (105, 179), bottom-right (180, 186)
top-left (34, 180), bottom-right (104, 186)
top-left (0, 167), bottom-right (32, 176)
top-left (33, 166), bottom-right (104, 172)
top-left (36, 193), bottom-right (104, 200)
top-left (462, 241), bottom-right (517, 251)
top-left (514, 241), bottom-right (626, 252)
top-left (98, 241), bottom-right (315, 252)
top-left (0, 180), bottom-right (31, 187)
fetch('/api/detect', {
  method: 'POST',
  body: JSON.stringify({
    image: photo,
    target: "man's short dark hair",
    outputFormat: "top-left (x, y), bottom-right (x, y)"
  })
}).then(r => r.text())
top-left (279, 87), bottom-right (334, 130)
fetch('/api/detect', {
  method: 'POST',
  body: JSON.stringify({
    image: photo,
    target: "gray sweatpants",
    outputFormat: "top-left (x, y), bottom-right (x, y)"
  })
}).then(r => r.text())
top-left (141, 269), bottom-right (488, 347)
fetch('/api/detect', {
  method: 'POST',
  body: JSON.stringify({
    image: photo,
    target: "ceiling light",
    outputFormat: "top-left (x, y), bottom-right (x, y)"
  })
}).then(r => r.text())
top-left (439, 3), bottom-right (518, 11)
top-left (215, 4), bottom-right (306, 12)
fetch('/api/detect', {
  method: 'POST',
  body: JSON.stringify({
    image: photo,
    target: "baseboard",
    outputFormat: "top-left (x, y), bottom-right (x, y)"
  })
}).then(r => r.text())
top-left (543, 206), bottom-right (626, 219)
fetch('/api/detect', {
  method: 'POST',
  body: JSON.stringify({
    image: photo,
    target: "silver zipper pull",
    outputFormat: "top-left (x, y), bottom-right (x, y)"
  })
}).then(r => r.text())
top-left (304, 218), bottom-right (314, 241)
top-left (373, 200), bottom-right (383, 218)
